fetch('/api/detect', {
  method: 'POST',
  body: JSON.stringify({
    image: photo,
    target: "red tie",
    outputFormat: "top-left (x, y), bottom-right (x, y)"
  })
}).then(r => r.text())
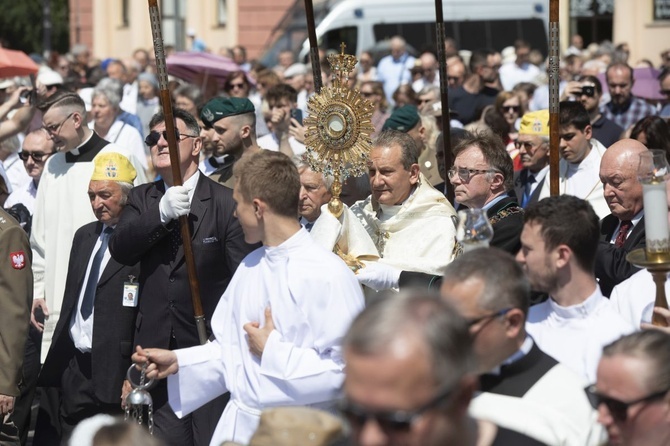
top-left (614, 220), bottom-right (633, 248)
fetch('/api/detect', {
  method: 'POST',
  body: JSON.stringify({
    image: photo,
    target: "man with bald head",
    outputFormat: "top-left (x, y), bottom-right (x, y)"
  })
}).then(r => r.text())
top-left (595, 138), bottom-right (648, 296)
top-left (377, 36), bottom-right (416, 106)
top-left (412, 52), bottom-right (439, 92)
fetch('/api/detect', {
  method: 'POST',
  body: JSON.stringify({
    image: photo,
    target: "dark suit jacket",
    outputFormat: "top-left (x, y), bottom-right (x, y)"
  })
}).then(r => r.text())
top-left (595, 214), bottom-right (645, 297)
top-left (487, 195), bottom-right (524, 255)
top-left (514, 169), bottom-right (546, 209)
top-left (109, 174), bottom-right (256, 350)
top-left (39, 221), bottom-right (140, 404)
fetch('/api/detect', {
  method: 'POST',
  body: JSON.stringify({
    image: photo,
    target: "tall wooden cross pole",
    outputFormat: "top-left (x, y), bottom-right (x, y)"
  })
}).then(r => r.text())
top-left (549, 0), bottom-right (560, 196)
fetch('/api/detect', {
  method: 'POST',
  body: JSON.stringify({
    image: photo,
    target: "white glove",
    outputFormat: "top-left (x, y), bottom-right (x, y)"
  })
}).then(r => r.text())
top-left (356, 261), bottom-right (401, 291)
top-left (159, 185), bottom-right (190, 223)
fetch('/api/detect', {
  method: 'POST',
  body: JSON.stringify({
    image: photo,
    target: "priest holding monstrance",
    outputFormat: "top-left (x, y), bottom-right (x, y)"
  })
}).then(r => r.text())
top-left (307, 46), bottom-right (458, 287)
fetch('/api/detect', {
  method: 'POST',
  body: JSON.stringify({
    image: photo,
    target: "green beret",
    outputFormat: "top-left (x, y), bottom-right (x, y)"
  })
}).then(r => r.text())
top-left (200, 97), bottom-right (255, 128)
top-left (382, 105), bottom-right (421, 132)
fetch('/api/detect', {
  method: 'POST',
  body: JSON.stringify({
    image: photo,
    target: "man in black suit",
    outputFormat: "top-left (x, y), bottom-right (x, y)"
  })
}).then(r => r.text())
top-left (39, 153), bottom-right (140, 442)
top-left (440, 248), bottom-right (601, 445)
top-left (450, 130), bottom-right (523, 254)
top-left (596, 138), bottom-right (647, 296)
top-left (109, 109), bottom-right (256, 446)
top-left (513, 110), bottom-right (550, 209)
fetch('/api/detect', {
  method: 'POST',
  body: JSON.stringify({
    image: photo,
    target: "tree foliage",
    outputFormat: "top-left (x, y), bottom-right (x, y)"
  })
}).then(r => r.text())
top-left (0, 0), bottom-right (70, 56)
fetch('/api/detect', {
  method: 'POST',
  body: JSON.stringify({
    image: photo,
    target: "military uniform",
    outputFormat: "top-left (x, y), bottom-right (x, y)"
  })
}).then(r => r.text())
top-left (0, 208), bottom-right (33, 444)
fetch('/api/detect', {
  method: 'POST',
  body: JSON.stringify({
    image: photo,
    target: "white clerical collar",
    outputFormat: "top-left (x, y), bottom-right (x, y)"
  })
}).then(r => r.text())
top-left (486, 336), bottom-right (534, 375)
top-left (549, 286), bottom-right (602, 319)
top-left (377, 186), bottom-right (418, 220)
top-left (163, 170), bottom-right (200, 203)
top-left (70, 131), bottom-right (95, 156)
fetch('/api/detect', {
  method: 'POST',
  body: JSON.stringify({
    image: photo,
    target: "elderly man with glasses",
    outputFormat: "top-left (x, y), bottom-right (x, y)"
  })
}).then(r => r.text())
top-left (513, 110), bottom-right (550, 209)
top-left (108, 108), bottom-right (257, 446)
top-left (450, 130), bottom-right (523, 254)
top-left (441, 248), bottom-right (604, 446)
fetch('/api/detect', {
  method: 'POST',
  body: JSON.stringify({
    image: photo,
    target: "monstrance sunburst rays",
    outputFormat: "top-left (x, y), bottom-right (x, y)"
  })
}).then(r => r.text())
top-left (303, 43), bottom-right (374, 218)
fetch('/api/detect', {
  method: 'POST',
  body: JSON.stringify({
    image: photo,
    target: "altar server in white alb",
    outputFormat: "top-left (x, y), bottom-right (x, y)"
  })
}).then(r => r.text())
top-left (516, 195), bottom-right (634, 383)
top-left (132, 150), bottom-right (365, 445)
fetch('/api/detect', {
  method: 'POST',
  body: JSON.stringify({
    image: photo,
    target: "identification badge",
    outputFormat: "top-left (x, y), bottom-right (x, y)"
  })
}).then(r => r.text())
top-left (123, 275), bottom-right (139, 307)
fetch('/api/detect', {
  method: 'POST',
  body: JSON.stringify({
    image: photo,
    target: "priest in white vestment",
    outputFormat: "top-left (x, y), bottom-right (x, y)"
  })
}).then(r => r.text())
top-left (31, 91), bottom-right (147, 361)
top-left (132, 151), bottom-right (364, 445)
top-left (311, 130), bottom-right (457, 278)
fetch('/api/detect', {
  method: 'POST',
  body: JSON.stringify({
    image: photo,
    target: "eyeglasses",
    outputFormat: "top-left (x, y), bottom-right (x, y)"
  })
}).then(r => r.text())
top-left (585, 385), bottom-right (668, 422)
top-left (514, 140), bottom-right (544, 151)
top-left (447, 167), bottom-right (498, 182)
top-left (18, 151), bottom-right (55, 162)
top-left (144, 129), bottom-right (199, 146)
top-left (227, 82), bottom-right (246, 90)
top-left (466, 307), bottom-right (513, 328)
top-left (502, 105), bottom-right (521, 113)
top-left (42, 112), bottom-right (75, 136)
top-left (660, 89), bottom-right (670, 97)
top-left (339, 384), bottom-right (454, 433)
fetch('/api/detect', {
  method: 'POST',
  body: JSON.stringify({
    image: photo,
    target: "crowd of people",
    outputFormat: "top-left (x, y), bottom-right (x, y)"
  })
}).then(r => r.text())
top-left (0, 30), bottom-right (669, 446)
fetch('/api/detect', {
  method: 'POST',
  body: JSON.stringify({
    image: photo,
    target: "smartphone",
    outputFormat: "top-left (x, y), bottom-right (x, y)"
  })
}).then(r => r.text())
top-left (290, 108), bottom-right (303, 126)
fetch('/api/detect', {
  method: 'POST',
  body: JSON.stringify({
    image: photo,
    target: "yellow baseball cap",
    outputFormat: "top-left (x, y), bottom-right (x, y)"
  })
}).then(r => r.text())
top-left (91, 152), bottom-right (137, 183)
top-left (519, 109), bottom-right (550, 136)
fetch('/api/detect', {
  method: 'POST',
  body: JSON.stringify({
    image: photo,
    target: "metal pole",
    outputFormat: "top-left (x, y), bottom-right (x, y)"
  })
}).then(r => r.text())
top-left (148, 0), bottom-right (208, 345)
top-left (549, 0), bottom-right (560, 196)
top-left (304, 0), bottom-right (323, 93)
top-left (434, 0), bottom-right (454, 202)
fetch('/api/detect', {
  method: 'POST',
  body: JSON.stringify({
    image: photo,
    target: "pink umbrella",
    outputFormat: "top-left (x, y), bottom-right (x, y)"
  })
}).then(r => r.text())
top-left (0, 47), bottom-right (39, 78)
top-left (597, 67), bottom-right (664, 101)
top-left (166, 52), bottom-right (254, 90)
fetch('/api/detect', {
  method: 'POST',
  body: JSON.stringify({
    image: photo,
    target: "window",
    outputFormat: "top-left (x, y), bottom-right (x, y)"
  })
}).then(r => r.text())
top-left (218, 0), bottom-right (228, 26)
top-left (121, 0), bottom-right (129, 27)
top-left (654, 0), bottom-right (670, 21)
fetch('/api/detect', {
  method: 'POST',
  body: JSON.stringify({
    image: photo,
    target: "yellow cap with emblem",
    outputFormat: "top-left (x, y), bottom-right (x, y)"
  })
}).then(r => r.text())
top-left (90, 152), bottom-right (137, 183)
top-left (519, 109), bottom-right (550, 136)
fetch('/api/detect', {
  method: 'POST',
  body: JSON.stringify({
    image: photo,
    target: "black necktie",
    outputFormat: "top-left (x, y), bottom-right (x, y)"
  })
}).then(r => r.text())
top-left (522, 173), bottom-right (536, 207)
top-left (80, 227), bottom-right (113, 320)
top-left (304, 221), bottom-right (314, 231)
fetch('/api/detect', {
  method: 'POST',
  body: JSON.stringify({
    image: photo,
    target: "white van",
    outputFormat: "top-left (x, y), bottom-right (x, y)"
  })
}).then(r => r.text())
top-left (297, 0), bottom-right (549, 61)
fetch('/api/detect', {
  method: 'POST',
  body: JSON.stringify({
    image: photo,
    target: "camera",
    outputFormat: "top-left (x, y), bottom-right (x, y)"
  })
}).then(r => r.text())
top-left (19, 89), bottom-right (33, 104)
top-left (581, 84), bottom-right (595, 97)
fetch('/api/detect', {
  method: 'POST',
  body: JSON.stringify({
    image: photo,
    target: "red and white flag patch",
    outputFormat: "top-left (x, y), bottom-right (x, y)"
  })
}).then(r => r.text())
top-left (10, 251), bottom-right (26, 269)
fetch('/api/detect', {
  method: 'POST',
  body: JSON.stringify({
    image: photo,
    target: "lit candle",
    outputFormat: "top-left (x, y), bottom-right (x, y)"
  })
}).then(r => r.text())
top-left (642, 181), bottom-right (670, 258)
top-left (639, 150), bottom-right (670, 261)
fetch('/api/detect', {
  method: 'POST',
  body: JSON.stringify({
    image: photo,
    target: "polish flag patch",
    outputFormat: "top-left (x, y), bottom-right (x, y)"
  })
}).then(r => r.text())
top-left (11, 251), bottom-right (26, 269)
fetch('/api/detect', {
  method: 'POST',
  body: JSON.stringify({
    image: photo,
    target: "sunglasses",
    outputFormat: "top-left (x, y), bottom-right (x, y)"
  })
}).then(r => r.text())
top-left (339, 384), bottom-right (454, 433)
top-left (447, 167), bottom-right (498, 182)
top-left (503, 105), bottom-right (521, 113)
top-left (466, 307), bottom-right (512, 328)
top-left (19, 151), bottom-right (55, 162)
top-left (144, 129), bottom-right (198, 146)
top-left (514, 140), bottom-right (544, 151)
top-left (227, 82), bottom-right (246, 90)
top-left (585, 385), bottom-right (668, 422)
top-left (661, 89), bottom-right (670, 97)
